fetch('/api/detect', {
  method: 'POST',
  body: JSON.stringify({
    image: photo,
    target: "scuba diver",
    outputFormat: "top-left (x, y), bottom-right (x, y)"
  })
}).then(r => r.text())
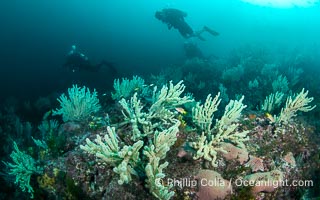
top-left (155, 8), bottom-right (219, 41)
top-left (184, 41), bottom-right (205, 59)
top-left (184, 41), bottom-right (219, 60)
top-left (64, 45), bottom-right (117, 74)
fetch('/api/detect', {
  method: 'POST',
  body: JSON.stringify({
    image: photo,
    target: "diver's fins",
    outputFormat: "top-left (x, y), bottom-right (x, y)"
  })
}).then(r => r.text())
top-left (203, 26), bottom-right (219, 36)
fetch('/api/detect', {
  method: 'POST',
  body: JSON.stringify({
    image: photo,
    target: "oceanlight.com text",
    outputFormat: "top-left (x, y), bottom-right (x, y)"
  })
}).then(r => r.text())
top-left (156, 177), bottom-right (313, 189)
top-left (233, 178), bottom-right (313, 188)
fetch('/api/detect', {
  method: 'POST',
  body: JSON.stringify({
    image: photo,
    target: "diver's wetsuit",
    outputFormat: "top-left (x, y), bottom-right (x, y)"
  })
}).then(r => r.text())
top-left (155, 8), bottom-right (219, 41)
top-left (64, 53), bottom-right (99, 72)
top-left (64, 48), bottom-right (117, 74)
top-left (155, 8), bottom-right (194, 39)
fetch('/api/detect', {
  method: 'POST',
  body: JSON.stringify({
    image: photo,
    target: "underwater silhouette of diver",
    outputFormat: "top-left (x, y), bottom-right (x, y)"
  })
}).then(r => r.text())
top-left (184, 41), bottom-right (219, 60)
top-left (184, 41), bottom-right (205, 59)
top-left (64, 45), bottom-right (117, 74)
top-left (155, 8), bottom-right (219, 41)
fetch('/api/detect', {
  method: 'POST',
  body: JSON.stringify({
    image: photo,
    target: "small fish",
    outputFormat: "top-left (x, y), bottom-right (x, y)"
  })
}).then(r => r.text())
top-left (248, 114), bottom-right (256, 120)
top-left (265, 113), bottom-right (275, 123)
top-left (143, 84), bottom-right (154, 87)
top-left (175, 107), bottom-right (187, 115)
top-left (102, 93), bottom-right (107, 96)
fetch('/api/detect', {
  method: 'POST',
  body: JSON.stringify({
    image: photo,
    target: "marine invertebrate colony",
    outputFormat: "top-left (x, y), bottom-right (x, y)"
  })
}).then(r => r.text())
top-left (81, 80), bottom-right (192, 199)
top-left (52, 85), bottom-right (101, 122)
